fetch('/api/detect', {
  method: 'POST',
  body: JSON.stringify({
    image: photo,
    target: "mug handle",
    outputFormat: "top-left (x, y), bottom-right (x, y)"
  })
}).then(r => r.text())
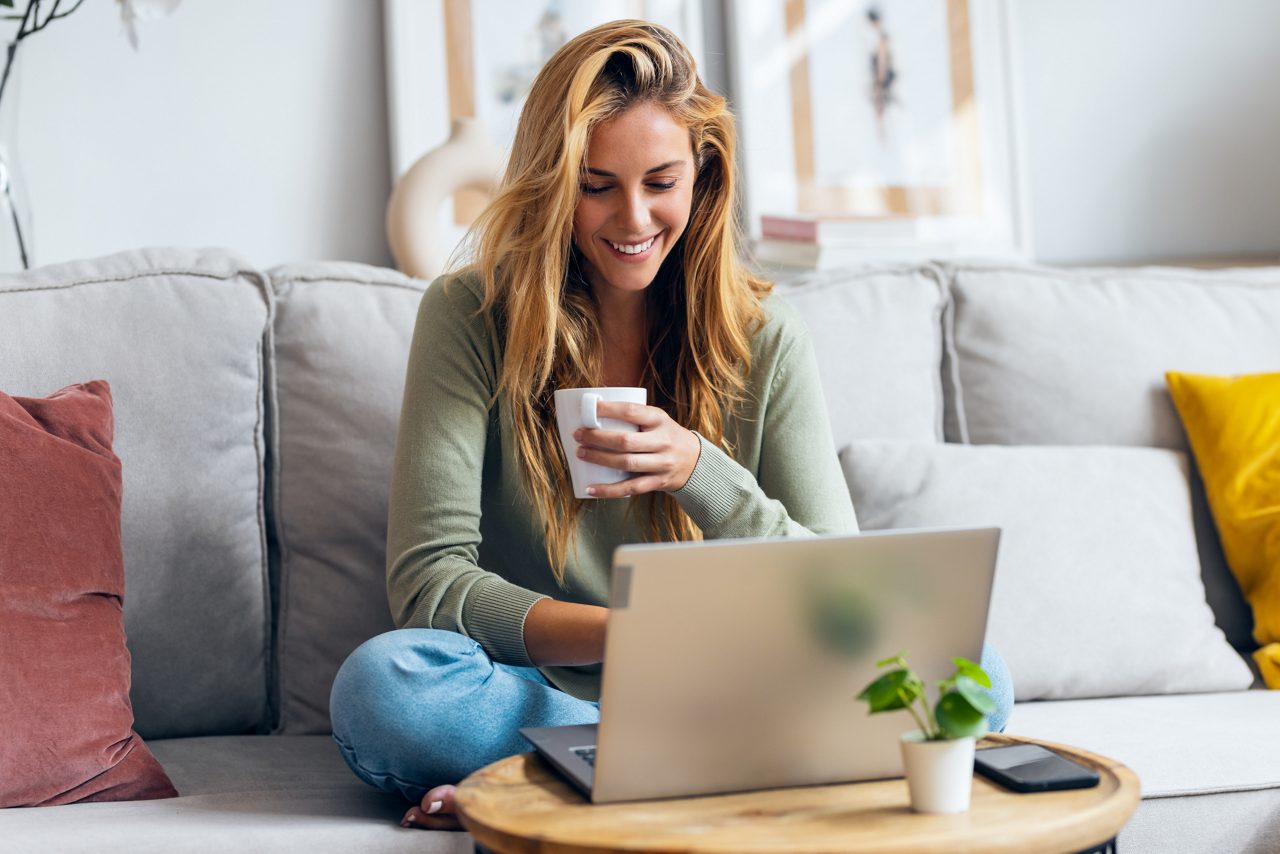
top-left (581, 393), bottom-right (601, 430)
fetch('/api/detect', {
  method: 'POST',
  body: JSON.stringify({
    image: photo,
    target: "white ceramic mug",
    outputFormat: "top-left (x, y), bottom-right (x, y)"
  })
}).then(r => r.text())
top-left (553, 386), bottom-right (647, 499)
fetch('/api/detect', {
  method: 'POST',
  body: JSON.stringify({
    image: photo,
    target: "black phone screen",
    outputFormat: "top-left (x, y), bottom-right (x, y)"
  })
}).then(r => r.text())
top-left (974, 744), bottom-right (1101, 793)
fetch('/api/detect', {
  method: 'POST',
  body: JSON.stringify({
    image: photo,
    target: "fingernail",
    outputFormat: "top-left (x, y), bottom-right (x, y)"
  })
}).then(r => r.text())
top-left (577, 448), bottom-right (586, 458)
top-left (427, 800), bottom-right (443, 814)
top-left (586, 487), bottom-right (597, 496)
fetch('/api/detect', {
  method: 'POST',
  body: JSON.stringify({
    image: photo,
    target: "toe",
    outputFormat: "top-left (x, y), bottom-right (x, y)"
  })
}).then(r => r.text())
top-left (422, 784), bottom-right (457, 814)
top-left (400, 785), bottom-right (463, 831)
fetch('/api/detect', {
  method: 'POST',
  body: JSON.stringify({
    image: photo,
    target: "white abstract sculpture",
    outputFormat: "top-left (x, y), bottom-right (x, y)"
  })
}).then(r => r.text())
top-left (386, 117), bottom-right (504, 280)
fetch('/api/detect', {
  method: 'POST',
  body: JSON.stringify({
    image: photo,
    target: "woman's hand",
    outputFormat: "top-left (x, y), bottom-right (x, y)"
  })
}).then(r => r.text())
top-left (573, 400), bottom-right (701, 497)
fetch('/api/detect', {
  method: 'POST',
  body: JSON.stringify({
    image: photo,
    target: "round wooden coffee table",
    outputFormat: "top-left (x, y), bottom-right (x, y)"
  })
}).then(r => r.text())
top-left (455, 734), bottom-right (1140, 854)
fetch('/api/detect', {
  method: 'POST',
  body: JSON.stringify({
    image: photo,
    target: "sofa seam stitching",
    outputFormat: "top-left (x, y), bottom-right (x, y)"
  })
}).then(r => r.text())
top-left (1141, 781), bottom-right (1280, 799)
top-left (0, 268), bottom-right (246, 295)
top-left (263, 285), bottom-right (291, 735)
top-left (951, 262), bottom-right (1280, 290)
top-left (267, 273), bottom-right (427, 294)
top-left (249, 270), bottom-right (277, 736)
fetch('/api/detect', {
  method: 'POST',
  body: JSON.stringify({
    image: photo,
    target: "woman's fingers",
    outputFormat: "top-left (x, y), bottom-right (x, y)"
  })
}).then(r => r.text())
top-left (572, 402), bottom-right (700, 494)
top-left (584, 474), bottom-right (666, 499)
top-left (575, 426), bottom-right (661, 453)
top-left (592, 400), bottom-right (665, 428)
top-left (578, 445), bottom-right (669, 473)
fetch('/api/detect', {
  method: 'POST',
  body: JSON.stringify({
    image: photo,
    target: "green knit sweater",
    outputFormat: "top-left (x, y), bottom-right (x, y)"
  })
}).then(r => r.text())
top-left (386, 271), bottom-right (858, 701)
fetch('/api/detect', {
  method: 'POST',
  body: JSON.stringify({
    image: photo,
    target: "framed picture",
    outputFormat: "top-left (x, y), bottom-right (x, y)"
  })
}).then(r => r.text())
top-left (385, 0), bottom-right (705, 258)
top-left (728, 0), bottom-right (1027, 258)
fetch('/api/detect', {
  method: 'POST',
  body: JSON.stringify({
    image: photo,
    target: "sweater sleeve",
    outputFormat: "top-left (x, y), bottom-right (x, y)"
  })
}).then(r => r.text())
top-left (385, 275), bottom-right (547, 666)
top-left (671, 314), bottom-right (859, 539)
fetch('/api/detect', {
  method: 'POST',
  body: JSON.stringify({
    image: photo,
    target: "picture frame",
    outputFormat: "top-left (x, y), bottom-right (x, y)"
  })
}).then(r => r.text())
top-left (727, 0), bottom-right (1028, 258)
top-left (384, 0), bottom-right (705, 259)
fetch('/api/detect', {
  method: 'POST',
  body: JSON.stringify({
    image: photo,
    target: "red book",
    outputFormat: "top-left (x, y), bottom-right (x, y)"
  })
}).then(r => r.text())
top-left (760, 213), bottom-right (918, 243)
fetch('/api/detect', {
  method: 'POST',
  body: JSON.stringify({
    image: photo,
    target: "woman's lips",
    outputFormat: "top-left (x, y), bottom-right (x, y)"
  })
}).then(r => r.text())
top-left (601, 231), bottom-right (662, 263)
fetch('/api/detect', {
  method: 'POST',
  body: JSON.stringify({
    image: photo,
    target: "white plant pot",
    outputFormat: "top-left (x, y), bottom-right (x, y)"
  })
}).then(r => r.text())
top-left (899, 731), bottom-right (976, 814)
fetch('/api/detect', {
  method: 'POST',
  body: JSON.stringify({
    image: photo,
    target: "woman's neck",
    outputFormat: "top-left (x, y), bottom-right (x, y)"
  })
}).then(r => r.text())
top-left (594, 287), bottom-right (648, 388)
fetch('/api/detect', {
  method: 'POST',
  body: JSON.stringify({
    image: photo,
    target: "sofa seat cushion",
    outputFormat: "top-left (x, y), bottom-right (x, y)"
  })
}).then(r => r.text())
top-left (1009, 691), bottom-right (1280, 798)
top-left (0, 736), bottom-right (473, 854)
top-left (1009, 692), bottom-right (1280, 853)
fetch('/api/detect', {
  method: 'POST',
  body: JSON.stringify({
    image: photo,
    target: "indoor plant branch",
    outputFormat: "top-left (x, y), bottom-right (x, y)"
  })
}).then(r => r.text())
top-left (0, 0), bottom-right (150, 270)
top-left (0, 0), bottom-right (90, 269)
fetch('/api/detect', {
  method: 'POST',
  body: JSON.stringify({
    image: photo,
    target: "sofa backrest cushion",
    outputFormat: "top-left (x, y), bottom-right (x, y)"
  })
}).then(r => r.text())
top-left (0, 249), bottom-right (273, 738)
top-left (267, 262), bottom-right (426, 734)
top-left (842, 439), bottom-right (1254, 700)
top-left (945, 262), bottom-right (1280, 650)
top-left (774, 264), bottom-right (950, 445)
top-left (944, 263), bottom-right (1280, 448)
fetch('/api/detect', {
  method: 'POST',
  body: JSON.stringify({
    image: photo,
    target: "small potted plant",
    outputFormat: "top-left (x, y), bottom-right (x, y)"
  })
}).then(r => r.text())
top-left (857, 652), bottom-right (995, 814)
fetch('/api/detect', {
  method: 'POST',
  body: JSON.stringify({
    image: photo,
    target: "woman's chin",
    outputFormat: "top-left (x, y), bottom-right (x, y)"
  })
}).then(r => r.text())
top-left (588, 256), bottom-right (669, 294)
top-left (598, 270), bottom-right (661, 294)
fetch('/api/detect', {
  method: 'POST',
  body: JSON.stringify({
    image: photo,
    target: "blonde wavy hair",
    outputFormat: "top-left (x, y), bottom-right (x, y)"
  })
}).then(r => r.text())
top-left (461, 20), bottom-right (770, 583)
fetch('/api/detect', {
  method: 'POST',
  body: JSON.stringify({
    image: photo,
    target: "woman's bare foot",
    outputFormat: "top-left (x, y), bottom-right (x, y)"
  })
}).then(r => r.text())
top-left (401, 784), bottom-right (462, 831)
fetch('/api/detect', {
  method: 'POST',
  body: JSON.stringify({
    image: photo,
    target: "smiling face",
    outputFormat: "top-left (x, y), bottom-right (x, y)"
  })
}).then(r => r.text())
top-left (573, 101), bottom-right (695, 299)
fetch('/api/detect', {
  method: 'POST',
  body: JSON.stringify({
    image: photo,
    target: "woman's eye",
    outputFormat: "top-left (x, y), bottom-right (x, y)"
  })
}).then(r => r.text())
top-left (580, 182), bottom-right (676, 195)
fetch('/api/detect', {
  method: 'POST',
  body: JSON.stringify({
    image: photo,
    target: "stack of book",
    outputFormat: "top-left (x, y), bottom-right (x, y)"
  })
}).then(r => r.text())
top-left (752, 213), bottom-right (953, 269)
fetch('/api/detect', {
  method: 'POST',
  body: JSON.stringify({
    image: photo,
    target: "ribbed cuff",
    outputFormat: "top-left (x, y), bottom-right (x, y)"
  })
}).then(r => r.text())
top-left (462, 578), bottom-right (549, 667)
top-left (671, 433), bottom-right (750, 534)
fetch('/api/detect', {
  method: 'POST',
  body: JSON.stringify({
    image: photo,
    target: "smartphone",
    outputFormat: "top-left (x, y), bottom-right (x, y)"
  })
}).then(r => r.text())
top-left (974, 744), bottom-right (1101, 793)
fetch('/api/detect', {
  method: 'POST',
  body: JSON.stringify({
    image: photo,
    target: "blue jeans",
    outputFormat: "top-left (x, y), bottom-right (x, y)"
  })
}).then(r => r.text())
top-left (329, 628), bottom-right (1014, 803)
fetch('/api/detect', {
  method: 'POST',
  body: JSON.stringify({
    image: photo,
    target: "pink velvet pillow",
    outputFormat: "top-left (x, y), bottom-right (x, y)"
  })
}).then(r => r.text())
top-left (0, 380), bottom-right (177, 807)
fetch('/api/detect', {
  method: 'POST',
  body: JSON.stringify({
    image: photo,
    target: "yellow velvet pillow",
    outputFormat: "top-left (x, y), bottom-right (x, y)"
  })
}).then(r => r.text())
top-left (1166, 371), bottom-right (1280, 688)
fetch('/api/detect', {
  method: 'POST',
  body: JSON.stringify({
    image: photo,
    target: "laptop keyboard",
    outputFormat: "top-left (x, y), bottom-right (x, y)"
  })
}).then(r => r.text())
top-left (570, 745), bottom-right (597, 766)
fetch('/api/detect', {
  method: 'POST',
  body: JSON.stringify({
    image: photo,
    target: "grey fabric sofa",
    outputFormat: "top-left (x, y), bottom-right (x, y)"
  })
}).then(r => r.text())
top-left (1, 247), bottom-right (1277, 853)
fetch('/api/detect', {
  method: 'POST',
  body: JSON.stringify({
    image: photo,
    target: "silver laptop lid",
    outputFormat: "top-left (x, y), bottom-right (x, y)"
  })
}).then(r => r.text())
top-left (592, 527), bottom-right (1000, 803)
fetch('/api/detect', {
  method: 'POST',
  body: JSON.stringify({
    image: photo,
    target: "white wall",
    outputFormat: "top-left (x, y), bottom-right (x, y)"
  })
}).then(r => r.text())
top-left (11, 0), bottom-right (391, 270)
top-left (6, 1), bottom-right (1278, 271)
top-left (1011, 0), bottom-right (1280, 264)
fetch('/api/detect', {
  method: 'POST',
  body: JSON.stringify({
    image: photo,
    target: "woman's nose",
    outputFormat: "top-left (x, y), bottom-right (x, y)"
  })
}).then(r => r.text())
top-left (617, 189), bottom-right (652, 232)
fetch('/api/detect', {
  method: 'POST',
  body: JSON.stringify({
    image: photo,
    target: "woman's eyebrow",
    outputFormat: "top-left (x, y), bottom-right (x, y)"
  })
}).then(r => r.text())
top-left (585, 160), bottom-right (689, 178)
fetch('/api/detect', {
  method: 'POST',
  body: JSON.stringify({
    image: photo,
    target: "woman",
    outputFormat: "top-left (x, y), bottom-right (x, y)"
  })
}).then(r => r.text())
top-left (330, 20), bottom-right (1012, 831)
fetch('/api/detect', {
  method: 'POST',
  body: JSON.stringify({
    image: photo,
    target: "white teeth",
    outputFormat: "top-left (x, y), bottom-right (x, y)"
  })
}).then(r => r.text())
top-left (609, 235), bottom-right (656, 255)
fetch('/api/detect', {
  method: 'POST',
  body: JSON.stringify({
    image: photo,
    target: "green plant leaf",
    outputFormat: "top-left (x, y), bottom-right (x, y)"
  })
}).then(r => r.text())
top-left (954, 674), bottom-right (997, 715)
top-left (935, 690), bottom-right (989, 739)
top-left (856, 669), bottom-right (921, 713)
top-left (953, 657), bottom-right (992, 689)
top-left (875, 651), bottom-right (909, 669)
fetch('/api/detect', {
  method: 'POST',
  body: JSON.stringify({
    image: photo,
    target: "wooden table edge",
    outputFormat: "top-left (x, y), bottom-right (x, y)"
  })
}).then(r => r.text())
top-left (457, 734), bottom-right (1142, 854)
top-left (978, 734), bottom-right (1142, 852)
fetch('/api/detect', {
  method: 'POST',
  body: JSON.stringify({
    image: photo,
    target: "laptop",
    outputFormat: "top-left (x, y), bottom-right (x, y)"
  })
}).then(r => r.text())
top-left (522, 526), bottom-right (1000, 803)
